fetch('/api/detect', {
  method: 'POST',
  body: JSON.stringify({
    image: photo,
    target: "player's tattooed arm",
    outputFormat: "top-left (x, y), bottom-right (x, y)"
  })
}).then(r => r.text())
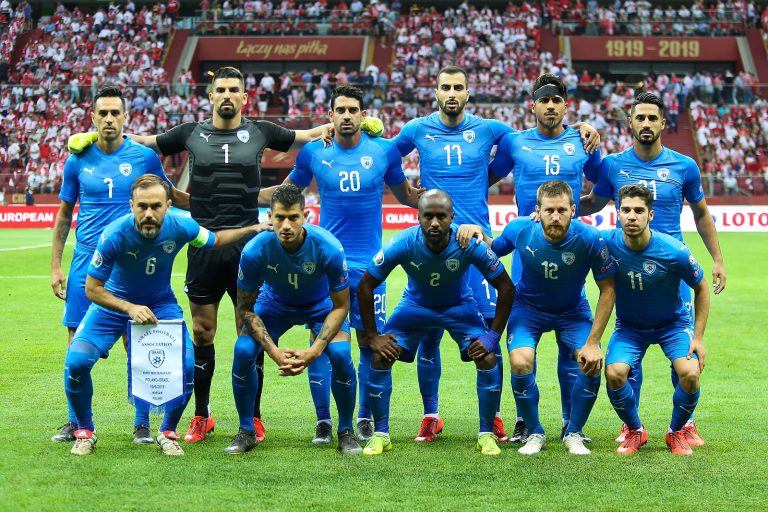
top-left (236, 288), bottom-right (275, 351)
top-left (85, 275), bottom-right (157, 324)
top-left (690, 198), bottom-right (726, 294)
top-left (51, 201), bottom-right (75, 300)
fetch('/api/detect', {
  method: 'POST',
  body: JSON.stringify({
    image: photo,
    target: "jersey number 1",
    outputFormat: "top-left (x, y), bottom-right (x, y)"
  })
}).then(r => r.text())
top-left (222, 144), bottom-right (229, 164)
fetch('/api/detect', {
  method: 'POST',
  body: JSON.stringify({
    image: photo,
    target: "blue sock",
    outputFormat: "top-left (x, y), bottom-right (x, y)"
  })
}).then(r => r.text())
top-left (231, 335), bottom-right (258, 433)
top-left (511, 372), bottom-right (543, 435)
top-left (64, 340), bottom-right (100, 432)
top-left (307, 350), bottom-right (332, 423)
top-left (565, 373), bottom-right (601, 435)
top-left (514, 358), bottom-right (536, 420)
top-left (670, 365), bottom-right (694, 421)
top-left (477, 367), bottom-right (501, 433)
top-left (606, 381), bottom-right (642, 431)
top-left (556, 341), bottom-right (579, 423)
top-left (417, 329), bottom-right (442, 415)
top-left (134, 402), bottom-right (150, 429)
top-left (368, 367), bottom-right (392, 434)
top-left (325, 342), bottom-right (356, 433)
top-left (628, 362), bottom-right (643, 410)
top-left (357, 345), bottom-right (373, 420)
top-left (670, 384), bottom-right (700, 432)
top-left (159, 336), bottom-right (195, 433)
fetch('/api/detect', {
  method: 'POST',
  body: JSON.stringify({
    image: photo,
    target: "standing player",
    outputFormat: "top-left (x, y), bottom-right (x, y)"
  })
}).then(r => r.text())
top-left (51, 86), bottom-right (189, 444)
top-left (387, 66), bottom-right (600, 442)
top-left (70, 67), bottom-right (334, 443)
top-left (262, 85), bottom-right (421, 445)
top-left (604, 185), bottom-right (709, 456)
top-left (459, 181), bottom-right (615, 455)
top-left (66, 175), bottom-right (267, 456)
top-left (228, 185), bottom-right (361, 455)
top-left (580, 92), bottom-right (725, 445)
top-left (356, 190), bottom-right (514, 456)
top-left (487, 74), bottom-right (603, 443)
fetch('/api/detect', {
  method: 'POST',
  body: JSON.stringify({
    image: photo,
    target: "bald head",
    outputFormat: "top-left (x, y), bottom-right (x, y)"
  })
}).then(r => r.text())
top-left (418, 189), bottom-right (454, 214)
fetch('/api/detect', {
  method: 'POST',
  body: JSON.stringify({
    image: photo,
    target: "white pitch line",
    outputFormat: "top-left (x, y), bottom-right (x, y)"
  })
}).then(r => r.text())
top-left (0, 244), bottom-right (52, 252)
top-left (0, 273), bottom-right (187, 279)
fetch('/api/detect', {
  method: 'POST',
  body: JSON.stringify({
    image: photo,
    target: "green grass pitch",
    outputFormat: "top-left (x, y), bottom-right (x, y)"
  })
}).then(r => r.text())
top-left (0, 228), bottom-right (766, 511)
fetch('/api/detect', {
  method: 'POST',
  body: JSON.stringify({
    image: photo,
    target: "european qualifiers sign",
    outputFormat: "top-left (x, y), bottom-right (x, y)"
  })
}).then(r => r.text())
top-left (195, 36), bottom-right (366, 61)
top-left (128, 320), bottom-right (188, 411)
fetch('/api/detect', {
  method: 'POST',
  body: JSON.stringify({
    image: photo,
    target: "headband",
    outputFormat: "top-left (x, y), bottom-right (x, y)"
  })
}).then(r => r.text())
top-left (533, 84), bottom-right (565, 101)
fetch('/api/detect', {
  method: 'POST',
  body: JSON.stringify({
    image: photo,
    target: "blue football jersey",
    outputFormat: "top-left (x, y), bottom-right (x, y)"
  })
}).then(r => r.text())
top-left (604, 228), bottom-right (703, 328)
top-left (492, 218), bottom-right (615, 313)
top-left (593, 146), bottom-right (705, 241)
top-left (59, 137), bottom-right (172, 249)
top-left (489, 127), bottom-right (602, 217)
top-left (87, 213), bottom-right (214, 305)
top-left (394, 113), bottom-right (512, 234)
top-left (288, 133), bottom-right (406, 268)
top-left (367, 224), bottom-right (505, 309)
top-left (238, 224), bottom-right (349, 307)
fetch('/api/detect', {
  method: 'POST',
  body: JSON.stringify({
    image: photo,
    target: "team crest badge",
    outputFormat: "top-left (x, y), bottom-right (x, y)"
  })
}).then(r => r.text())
top-left (688, 254), bottom-right (698, 267)
top-left (563, 143), bottom-right (576, 156)
top-left (374, 250), bottom-right (384, 266)
top-left (463, 130), bottom-right (476, 143)
top-left (446, 259), bottom-right (460, 272)
top-left (657, 168), bottom-right (670, 180)
top-left (163, 241), bottom-right (176, 253)
top-left (119, 163), bottom-right (132, 176)
top-left (148, 349), bottom-right (166, 368)
top-left (360, 156), bottom-right (373, 169)
top-left (562, 252), bottom-right (575, 265)
top-left (237, 130), bottom-right (250, 143)
top-left (91, 250), bottom-right (103, 268)
top-left (643, 260), bottom-right (657, 274)
top-left (600, 246), bottom-right (610, 263)
top-left (302, 262), bottom-right (316, 274)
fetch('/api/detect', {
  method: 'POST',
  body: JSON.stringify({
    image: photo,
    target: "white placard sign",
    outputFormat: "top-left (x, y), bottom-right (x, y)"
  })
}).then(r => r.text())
top-left (128, 319), bottom-right (186, 409)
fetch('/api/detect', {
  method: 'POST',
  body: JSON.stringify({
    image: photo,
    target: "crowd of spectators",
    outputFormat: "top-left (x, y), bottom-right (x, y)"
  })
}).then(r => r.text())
top-left (194, 0), bottom-right (397, 36)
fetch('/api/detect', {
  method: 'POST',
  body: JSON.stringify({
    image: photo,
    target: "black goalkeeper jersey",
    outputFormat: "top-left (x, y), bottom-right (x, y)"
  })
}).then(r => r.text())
top-left (156, 118), bottom-right (295, 230)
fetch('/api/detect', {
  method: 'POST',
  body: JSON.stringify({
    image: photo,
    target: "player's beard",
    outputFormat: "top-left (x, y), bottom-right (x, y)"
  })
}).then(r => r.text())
top-left (438, 97), bottom-right (467, 118)
top-left (216, 102), bottom-right (238, 120)
top-left (543, 221), bottom-right (568, 242)
top-left (632, 127), bottom-right (660, 146)
top-left (539, 112), bottom-right (563, 130)
top-left (136, 219), bottom-right (162, 239)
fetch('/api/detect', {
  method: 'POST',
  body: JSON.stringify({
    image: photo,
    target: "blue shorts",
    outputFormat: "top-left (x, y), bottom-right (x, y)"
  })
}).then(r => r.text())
top-left (384, 297), bottom-right (488, 363)
top-left (605, 320), bottom-right (696, 368)
top-left (506, 299), bottom-right (594, 354)
top-left (62, 245), bottom-right (93, 328)
top-left (72, 301), bottom-right (188, 357)
top-left (253, 298), bottom-right (351, 345)
top-left (467, 265), bottom-right (497, 318)
top-left (347, 267), bottom-right (386, 333)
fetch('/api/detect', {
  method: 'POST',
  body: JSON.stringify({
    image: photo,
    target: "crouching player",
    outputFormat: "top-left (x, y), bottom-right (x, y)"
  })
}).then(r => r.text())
top-left (357, 190), bottom-right (514, 456)
top-left (228, 184), bottom-right (361, 456)
top-left (65, 175), bottom-right (268, 456)
top-left (605, 185), bottom-right (709, 456)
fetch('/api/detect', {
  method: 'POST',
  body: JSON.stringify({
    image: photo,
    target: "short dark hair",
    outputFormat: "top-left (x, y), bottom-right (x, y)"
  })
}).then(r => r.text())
top-left (330, 85), bottom-right (365, 110)
top-left (631, 92), bottom-right (665, 116)
top-left (131, 174), bottom-right (170, 200)
top-left (211, 66), bottom-right (244, 87)
top-left (532, 73), bottom-right (566, 98)
top-left (271, 184), bottom-right (305, 210)
top-left (436, 65), bottom-right (468, 86)
top-left (93, 86), bottom-right (125, 111)
top-left (618, 184), bottom-right (653, 210)
top-left (536, 180), bottom-right (573, 206)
